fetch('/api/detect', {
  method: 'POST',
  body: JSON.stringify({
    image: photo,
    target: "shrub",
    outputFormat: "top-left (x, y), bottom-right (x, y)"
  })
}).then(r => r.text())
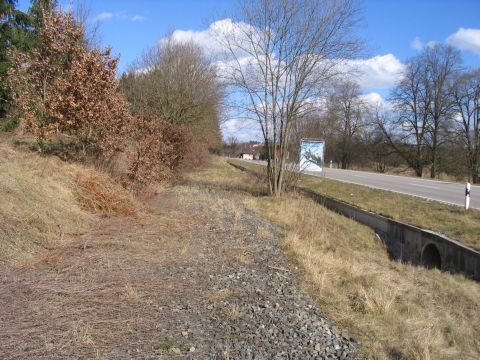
top-left (124, 115), bottom-right (187, 189)
top-left (7, 10), bottom-right (130, 161)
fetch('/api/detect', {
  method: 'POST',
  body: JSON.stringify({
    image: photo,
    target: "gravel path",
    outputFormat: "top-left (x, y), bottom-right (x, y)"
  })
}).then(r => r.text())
top-left (146, 186), bottom-right (364, 359)
top-left (0, 185), bottom-right (364, 359)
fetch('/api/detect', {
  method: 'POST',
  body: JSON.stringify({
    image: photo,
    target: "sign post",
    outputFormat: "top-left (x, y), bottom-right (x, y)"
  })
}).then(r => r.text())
top-left (299, 139), bottom-right (325, 174)
top-left (465, 182), bottom-right (471, 210)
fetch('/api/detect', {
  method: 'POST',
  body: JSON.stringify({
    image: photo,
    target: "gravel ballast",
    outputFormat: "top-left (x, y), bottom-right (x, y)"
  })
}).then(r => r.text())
top-left (0, 185), bottom-right (364, 359)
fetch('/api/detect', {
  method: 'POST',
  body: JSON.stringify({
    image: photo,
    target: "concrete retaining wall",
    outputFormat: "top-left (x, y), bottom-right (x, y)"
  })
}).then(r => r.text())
top-left (228, 161), bottom-right (480, 281)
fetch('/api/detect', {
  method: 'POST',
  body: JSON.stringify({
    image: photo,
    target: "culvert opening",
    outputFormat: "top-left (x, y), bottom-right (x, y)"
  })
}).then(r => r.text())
top-left (422, 244), bottom-right (441, 269)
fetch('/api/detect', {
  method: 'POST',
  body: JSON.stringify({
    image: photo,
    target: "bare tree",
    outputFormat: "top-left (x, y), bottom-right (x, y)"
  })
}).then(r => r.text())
top-left (380, 56), bottom-right (431, 177)
top-left (218, 0), bottom-right (361, 195)
top-left (380, 45), bottom-right (462, 178)
top-left (121, 36), bottom-right (224, 152)
top-left (72, 0), bottom-right (102, 49)
top-left (326, 80), bottom-right (367, 169)
top-left (424, 44), bottom-right (462, 178)
top-left (451, 69), bottom-right (480, 183)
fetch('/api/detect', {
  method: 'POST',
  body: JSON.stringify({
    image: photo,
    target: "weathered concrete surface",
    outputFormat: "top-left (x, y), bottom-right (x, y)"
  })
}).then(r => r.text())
top-left (301, 188), bottom-right (480, 281)
top-left (228, 161), bottom-right (480, 281)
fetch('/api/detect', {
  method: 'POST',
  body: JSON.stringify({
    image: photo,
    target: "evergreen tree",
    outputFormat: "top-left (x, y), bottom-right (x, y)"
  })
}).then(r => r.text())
top-left (0, 0), bottom-right (33, 119)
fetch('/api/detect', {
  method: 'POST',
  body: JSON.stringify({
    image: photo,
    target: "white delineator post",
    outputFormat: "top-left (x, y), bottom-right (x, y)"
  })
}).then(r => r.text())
top-left (330, 160), bottom-right (333, 169)
top-left (465, 182), bottom-right (471, 210)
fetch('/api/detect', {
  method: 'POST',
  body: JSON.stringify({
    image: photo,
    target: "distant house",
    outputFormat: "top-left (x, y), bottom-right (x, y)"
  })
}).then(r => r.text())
top-left (240, 153), bottom-right (254, 160)
top-left (239, 142), bottom-right (264, 160)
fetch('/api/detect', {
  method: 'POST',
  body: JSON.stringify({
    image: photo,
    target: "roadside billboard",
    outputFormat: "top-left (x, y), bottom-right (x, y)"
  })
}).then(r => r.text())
top-left (300, 139), bottom-right (325, 172)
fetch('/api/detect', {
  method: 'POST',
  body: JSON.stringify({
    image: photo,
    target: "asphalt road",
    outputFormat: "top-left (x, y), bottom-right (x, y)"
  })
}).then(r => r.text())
top-left (242, 160), bottom-right (480, 209)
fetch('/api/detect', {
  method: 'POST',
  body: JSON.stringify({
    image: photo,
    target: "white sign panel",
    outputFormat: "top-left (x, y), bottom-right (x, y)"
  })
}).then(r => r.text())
top-left (300, 139), bottom-right (325, 172)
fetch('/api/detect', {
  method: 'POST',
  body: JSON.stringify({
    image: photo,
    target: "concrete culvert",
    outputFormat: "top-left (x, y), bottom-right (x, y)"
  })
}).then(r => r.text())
top-left (422, 243), bottom-right (442, 270)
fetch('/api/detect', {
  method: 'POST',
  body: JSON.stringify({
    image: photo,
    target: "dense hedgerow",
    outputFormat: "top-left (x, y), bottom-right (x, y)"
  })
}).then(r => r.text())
top-left (7, 10), bottom-right (186, 187)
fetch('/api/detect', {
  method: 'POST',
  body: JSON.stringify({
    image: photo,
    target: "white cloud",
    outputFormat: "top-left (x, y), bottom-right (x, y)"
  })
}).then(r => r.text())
top-left (446, 28), bottom-right (480, 55)
top-left (131, 15), bottom-right (145, 22)
top-left (221, 117), bottom-right (262, 142)
top-left (411, 37), bottom-right (423, 51)
top-left (347, 54), bottom-right (405, 89)
top-left (361, 92), bottom-right (394, 111)
top-left (166, 20), bottom-right (405, 90)
top-left (168, 19), bottom-right (251, 60)
top-left (361, 92), bottom-right (383, 106)
top-left (161, 20), bottom-right (405, 140)
top-left (410, 37), bottom-right (438, 51)
top-left (93, 11), bottom-right (146, 23)
top-left (93, 12), bottom-right (113, 22)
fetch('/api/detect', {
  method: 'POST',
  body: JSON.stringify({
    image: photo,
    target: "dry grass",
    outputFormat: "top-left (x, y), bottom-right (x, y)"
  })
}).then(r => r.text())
top-left (229, 159), bottom-right (480, 251)
top-left (0, 136), bottom-right (141, 266)
top-left (205, 157), bottom-right (480, 360)
top-left (225, 304), bottom-right (242, 321)
top-left (74, 171), bottom-right (139, 217)
top-left (208, 289), bottom-right (234, 302)
top-left (256, 227), bottom-right (272, 240)
top-left (0, 138), bottom-right (94, 265)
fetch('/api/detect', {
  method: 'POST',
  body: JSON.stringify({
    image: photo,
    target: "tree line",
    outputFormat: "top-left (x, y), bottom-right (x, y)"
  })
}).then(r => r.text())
top-left (289, 44), bottom-right (479, 182)
top-left (1, 0), bottom-right (224, 188)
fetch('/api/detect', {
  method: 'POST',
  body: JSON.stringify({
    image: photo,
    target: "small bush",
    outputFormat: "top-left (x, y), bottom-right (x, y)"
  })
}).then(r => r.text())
top-left (123, 115), bottom-right (187, 189)
top-left (7, 11), bottom-right (130, 161)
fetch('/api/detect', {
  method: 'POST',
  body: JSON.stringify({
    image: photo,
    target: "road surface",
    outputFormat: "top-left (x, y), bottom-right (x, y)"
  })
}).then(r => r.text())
top-left (241, 160), bottom-right (480, 209)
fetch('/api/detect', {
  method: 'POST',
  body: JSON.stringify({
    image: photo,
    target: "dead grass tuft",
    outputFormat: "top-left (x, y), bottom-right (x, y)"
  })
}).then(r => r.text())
top-left (123, 284), bottom-right (141, 302)
top-left (256, 228), bottom-right (271, 240)
top-left (74, 171), bottom-right (138, 217)
top-left (208, 289), bottom-right (234, 302)
top-left (225, 304), bottom-right (242, 321)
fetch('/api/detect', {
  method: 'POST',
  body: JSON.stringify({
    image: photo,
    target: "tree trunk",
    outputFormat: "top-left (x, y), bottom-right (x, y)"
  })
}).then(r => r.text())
top-left (430, 156), bottom-right (437, 178)
top-left (415, 164), bottom-right (423, 177)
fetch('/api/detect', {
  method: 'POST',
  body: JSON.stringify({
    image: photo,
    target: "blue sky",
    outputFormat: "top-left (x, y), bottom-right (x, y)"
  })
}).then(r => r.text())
top-left (16, 0), bottom-right (480, 141)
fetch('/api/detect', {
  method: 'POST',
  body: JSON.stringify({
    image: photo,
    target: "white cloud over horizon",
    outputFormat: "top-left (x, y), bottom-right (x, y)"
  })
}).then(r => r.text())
top-left (410, 36), bottom-right (438, 51)
top-left (162, 19), bottom-right (402, 141)
top-left (346, 54), bottom-right (405, 89)
top-left (410, 28), bottom-right (480, 56)
top-left (93, 11), bottom-right (146, 23)
top-left (221, 117), bottom-right (263, 142)
top-left (167, 19), bottom-right (406, 91)
top-left (93, 12), bottom-right (113, 22)
top-left (446, 28), bottom-right (480, 55)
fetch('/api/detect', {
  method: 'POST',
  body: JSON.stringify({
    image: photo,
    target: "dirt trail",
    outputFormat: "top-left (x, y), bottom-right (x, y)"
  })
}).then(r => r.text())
top-left (0, 184), bottom-right (363, 359)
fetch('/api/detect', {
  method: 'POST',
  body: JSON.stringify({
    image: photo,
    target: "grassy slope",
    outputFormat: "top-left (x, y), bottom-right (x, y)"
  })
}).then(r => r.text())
top-left (190, 157), bottom-right (480, 360)
top-left (229, 159), bottom-right (480, 250)
top-left (0, 138), bottom-right (99, 266)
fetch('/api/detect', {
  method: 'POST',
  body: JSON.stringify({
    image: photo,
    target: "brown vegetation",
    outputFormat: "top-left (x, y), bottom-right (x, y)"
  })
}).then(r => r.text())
top-left (123, 114), bottom-right (186, 188)
top-left (120, 36), bottom-right (224, 167)
top-left (232, 159), bottom-right (480, 250)
top-left (191, 157), bottom-right (480, 360)
top-left (7, 10), bottom-right (189, 189)
top-left (8, 11), bottom-right (129, 160)
top-left (74, 172), bottom-right (138, 217)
